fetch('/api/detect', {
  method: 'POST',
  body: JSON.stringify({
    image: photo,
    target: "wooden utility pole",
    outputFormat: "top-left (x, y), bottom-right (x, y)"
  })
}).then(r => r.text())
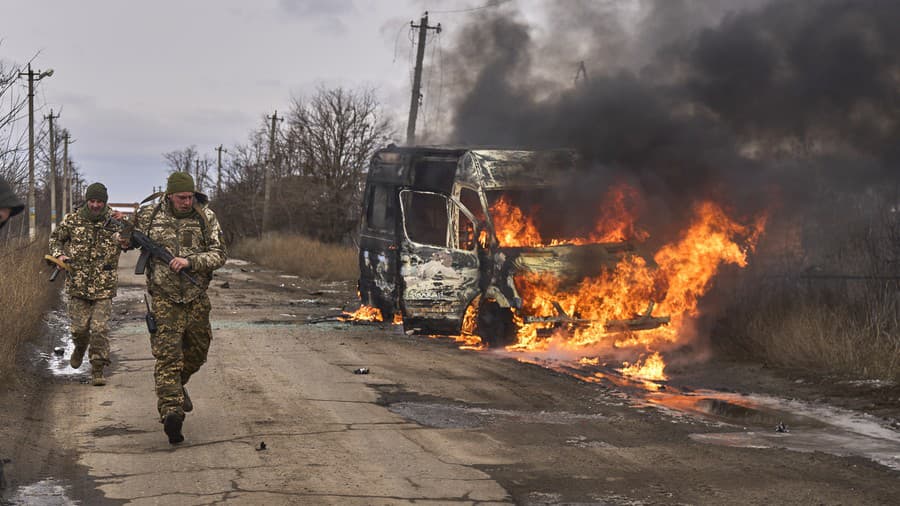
top-left (406, 12), bottom-right (441, 146)
top-left (45, 109), bottom-right (60, 230)
top-left (18, 63), bottom-right (53, 239)
top-left (262, 111), bottom-right (282, 233)
top-left (215, 144), bottom-right (227, 197)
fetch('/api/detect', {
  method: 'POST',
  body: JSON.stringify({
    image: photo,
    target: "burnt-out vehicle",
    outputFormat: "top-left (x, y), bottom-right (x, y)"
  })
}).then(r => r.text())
top-left (358, 145), bottom-right (669, 346)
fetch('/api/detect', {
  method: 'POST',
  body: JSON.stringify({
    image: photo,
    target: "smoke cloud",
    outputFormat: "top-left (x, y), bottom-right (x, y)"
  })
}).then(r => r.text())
top-left (438, 0), bottom-right (900, 243)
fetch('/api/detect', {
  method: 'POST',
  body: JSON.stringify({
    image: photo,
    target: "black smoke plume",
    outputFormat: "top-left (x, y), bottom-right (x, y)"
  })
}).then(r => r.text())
top-left (440, 0), bottom-right (900, 245)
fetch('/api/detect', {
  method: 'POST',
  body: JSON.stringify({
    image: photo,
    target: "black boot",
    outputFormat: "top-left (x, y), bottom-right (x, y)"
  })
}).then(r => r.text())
top-left (163, 412), bottom-right (184, 445)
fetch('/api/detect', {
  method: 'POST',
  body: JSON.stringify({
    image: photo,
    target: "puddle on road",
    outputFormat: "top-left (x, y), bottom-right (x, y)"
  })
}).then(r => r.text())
top-left (516, 355), bottom-right (900, 471)
top-left (4, 479), bottom-right (76, 505)
top-left (388, 401), bottom-right (608, 429)
top-left (661, 390), bottom-right (900, 471)
top-left (37, 287), bottom-right (145, 380)
top-left (39, 308), bottom-right (82, 379)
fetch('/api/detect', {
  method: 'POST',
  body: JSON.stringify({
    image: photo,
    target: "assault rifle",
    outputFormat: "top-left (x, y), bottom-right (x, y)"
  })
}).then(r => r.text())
top-left (108, 217), bottom-right (200, 286)
top-left (132, 230), bottom-right (200, 286)
top-left (44, 255), bottom-right (71, 282)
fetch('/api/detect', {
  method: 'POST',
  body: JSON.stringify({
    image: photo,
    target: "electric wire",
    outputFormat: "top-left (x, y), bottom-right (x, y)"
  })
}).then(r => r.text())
top-left (428, 0), bottom-right (511, 14)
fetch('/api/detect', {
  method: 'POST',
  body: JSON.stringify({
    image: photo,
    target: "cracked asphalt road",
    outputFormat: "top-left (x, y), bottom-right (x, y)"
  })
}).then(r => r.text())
top-left (3, 251), bottom-right (900, 505)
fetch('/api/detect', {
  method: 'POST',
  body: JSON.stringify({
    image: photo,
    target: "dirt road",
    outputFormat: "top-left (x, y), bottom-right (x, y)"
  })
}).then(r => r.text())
top-left (2, 251), bottom-right (900, 505)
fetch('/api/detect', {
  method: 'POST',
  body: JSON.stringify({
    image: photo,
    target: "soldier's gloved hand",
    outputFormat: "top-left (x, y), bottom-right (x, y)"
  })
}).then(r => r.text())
top-left (111, 210), bottom-right (124, 220)
top-left (169, 257), bottom-right (190, 273)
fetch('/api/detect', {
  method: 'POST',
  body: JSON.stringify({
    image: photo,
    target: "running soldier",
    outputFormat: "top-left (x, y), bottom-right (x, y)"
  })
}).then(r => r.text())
top-left (125, 172), bottom-right (226, 444)
top-left (48, 182), bottom-right (124, 386)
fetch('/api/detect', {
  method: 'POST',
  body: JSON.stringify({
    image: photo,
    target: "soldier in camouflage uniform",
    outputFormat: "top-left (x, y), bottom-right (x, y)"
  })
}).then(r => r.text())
top-left (48, 182), bottom-right (123, 386)
top-left (126, 172), bottom-right (226, 444)
top-left (0, 177), bottom-right (25, 229)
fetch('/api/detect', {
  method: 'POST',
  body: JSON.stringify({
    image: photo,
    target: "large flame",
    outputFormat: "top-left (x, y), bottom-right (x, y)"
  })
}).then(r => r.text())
top-left (495, 184), bottom-right (766, 378)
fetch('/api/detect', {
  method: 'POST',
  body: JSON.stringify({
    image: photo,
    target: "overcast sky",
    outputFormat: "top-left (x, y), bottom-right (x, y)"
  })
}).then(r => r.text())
top-left (0, 0), bottom-right (498, 203)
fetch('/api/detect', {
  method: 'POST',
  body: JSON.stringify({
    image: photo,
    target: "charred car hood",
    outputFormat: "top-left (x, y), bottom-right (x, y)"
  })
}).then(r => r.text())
top-left (501, 241), bottom-right (648, 280)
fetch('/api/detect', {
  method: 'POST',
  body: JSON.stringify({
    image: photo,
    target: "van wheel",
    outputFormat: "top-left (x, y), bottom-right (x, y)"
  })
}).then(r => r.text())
top-left (474, 300), bottom-right (517, 348)
top-left (376, 301), bottom-right (395, 322)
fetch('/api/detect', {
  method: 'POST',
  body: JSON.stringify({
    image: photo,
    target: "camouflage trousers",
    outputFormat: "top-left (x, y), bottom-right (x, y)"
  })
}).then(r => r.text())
top-left (150, 293), bottom-right (212, 419)
top-left (68, 296), bottom-right (112, 368)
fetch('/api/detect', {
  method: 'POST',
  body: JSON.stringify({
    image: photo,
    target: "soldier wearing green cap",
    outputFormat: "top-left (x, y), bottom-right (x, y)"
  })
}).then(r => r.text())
top-left (125, 172), bottom-right (226, 444)
top-left (0, 176), bottom-right (25, 229)
top-left (49, 182), bottom-right (125, 386)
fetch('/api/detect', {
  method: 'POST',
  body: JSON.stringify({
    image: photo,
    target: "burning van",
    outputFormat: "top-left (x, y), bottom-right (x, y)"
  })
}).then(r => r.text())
top-left (358, 145), bottom-right (670, 347)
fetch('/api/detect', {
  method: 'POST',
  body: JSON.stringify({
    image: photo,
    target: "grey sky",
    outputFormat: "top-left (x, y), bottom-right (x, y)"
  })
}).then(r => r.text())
top-left (0, 0), bottom-right (468, 203)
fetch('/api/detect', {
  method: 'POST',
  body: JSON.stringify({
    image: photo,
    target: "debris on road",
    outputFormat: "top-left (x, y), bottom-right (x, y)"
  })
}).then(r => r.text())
top-left (53, 347), bottom-right (64, 356)
top-left (354, 368), bottom-right (369, 375)
top-left (256, 441), bottom-right (267, 451)
top-left (775, 422), bottom-right (789, 433)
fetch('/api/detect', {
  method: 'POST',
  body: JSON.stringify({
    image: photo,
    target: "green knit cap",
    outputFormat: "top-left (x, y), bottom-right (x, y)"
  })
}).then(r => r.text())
top-left (166, 172), bottom-right (195, 194)
top-left (85, 182), bottom-right (108, 203)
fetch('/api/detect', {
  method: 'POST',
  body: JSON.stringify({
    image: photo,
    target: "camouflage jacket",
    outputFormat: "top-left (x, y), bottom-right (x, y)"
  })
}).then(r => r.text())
top-left (49, 206), bottom-right (122, 300)
top-left (132, 199), bottom-right (226, 303)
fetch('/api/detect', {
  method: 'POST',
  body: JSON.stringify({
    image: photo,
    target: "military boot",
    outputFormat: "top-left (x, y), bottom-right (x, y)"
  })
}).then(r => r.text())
top-left (163, 412), bottom-right (184, 445)
top-left (92, 367), bottom-right (106, 386)
top-left (182, 387), bottom-right (193, 412)
top-left (69, 344), bottom-right (87, 369)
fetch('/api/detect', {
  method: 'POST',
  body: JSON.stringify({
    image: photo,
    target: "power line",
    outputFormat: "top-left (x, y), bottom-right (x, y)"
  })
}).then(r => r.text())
top-left (428, 0), bottom-right (510, 14)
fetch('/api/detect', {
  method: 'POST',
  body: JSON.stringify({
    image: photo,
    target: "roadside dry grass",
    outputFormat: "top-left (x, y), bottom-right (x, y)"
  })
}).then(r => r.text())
top-left (0, 234), bottom-right (58, 379)
top-left (723, 278), bottom-right (900, 381)
top-left (231, 233), bottom-right (358, 281)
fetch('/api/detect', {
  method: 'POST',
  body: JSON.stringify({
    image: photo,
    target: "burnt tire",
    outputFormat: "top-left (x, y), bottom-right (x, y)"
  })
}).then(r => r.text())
top-left (474, 300), bottom-right (517, 348)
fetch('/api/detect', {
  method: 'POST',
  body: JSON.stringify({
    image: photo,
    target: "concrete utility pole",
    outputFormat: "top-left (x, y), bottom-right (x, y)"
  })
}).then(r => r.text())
top-left (194, 158), bottom-right (202, 193)
top-left (406, 12), bottom-right (441, 146)
top-left (17, 63), bottom-right (54, 240)
top-left (62, 131), bottom-right (74, 214)
top-left (215, 144), bottom-right (227, 197)
top-left (45, 109), bottom-right (60, 230)
top-left (262, 111), bottom-right (282, 233)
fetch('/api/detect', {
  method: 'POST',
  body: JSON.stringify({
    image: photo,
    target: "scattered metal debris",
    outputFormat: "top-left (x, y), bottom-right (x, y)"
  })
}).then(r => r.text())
top-left (775, 421), bottom-right (789, 433)
top-left (354, 368), bottom-right (370, 375)
top-left (256, 441), bottom-right (267, 451)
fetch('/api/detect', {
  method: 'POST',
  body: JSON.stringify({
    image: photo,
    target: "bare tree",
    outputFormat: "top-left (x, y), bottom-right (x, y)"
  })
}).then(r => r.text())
top-left (0, 56), bottom-right (29, 186)
top-left (281, 86), bottom-right (394, 241)
top-left (163, 145), bottom-right (198, 173)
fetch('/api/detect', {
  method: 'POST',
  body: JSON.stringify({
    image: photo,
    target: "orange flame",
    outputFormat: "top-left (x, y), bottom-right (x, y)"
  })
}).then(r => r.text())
top-left (489, 184), bottom-right (766, 376)
top-left (453, 301), bottom-right (486, 350)
top-left (490, 196), bottom-right (544, 247)
top-left (340, 305), bottom-right (383, 322)
top-left (620, 352), bottom-right (667, 381)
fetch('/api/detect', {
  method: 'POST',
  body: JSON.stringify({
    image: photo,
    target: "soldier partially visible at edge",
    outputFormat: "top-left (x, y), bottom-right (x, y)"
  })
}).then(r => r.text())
top-left (48, 182), bottom-right (125, 386)
top-left (122, 172), bottom-right (226, 445)
top-left (0, 177), bottom-right (25, 229)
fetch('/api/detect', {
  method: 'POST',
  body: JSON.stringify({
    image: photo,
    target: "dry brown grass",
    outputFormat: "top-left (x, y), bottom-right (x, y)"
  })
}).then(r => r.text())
top-left (0, 233), bottom-right (58, 378)
top-left (717, 270), bottom-right (900, 381)
top-left (231, 233), bottom-right (359, 281)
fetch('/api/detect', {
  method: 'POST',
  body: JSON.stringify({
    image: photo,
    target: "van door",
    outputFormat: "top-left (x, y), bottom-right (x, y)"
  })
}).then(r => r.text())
top-left (358, 182), bottom-right (400, 318)
top-left (398, 189), bottom-right (481, 334)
